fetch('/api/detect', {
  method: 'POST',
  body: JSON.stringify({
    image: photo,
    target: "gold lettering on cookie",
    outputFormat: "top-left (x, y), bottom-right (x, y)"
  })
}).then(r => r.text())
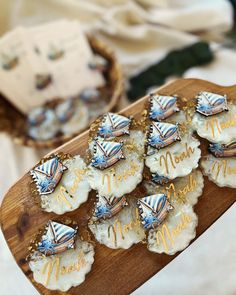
top-left (102, 161), bottom-right (139, 192)
top-left (69, 168), bottom-right (86, 194)
top-left (56, 168), bottom-right (86, 207)
top-left (206, 113), bottom-right (236, 138)
top-left (159, 143), bottom-right (195, 174)
top-left (211, 159), bottom-right (236, 180)
top-left (107, 208), bottom-right (142, 247)
top-left (155, 212), bottom-right (192, 252)
top-left (56, 186), bottom-right (73, 209)
top-left (165, 174), bottom-right (197, 203)
top-left (42, 251), bottom-right (86, 286)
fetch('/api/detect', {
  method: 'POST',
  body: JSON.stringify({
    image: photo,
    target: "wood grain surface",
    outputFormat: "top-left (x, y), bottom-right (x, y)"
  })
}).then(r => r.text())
top-left (1, 78), bottom-right (236, 295)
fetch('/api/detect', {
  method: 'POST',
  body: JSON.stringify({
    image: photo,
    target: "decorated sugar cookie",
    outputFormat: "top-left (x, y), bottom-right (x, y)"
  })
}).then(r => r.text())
top-left (88, 131), bottom-right (145, 197)
top-left (144, 169), bottom-right (204, 255)
top-left (98, 112), bottom-right (131, 139)
top-left (28, 106), bottom-right (59, 140)
top-left (149, 93), bottom-right (179, 121)
top-left (145, 127), bottom-right (201, 179)
top-left (28, 220), bottom-right (95, 291)
top-left (30, 154), bottom-right (91, 214)
top-left (89, 198), bottom-right (145, 249)
top-left (55, 98), bottom-right (89, 135)
top-left (201, 142), bottom-right (236, 188)
top-left (192, 91), bottom-right (236, 144)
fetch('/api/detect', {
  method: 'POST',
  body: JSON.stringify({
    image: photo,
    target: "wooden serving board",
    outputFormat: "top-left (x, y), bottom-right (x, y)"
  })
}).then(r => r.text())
top-left (1, 78), bottom-right (236, 295)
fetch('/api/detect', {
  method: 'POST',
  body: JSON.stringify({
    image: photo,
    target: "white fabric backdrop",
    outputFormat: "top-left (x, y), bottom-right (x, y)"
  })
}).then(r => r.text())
top-left (0, 1), bottom-right (235, 294)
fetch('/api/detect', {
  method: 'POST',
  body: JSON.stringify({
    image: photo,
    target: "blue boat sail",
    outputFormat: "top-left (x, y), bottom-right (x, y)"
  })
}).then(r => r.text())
top-left (148, 121), bottom-right (181, 150)
top-left (98, 112), bottom-right (131, 139)
top-left (38, 220), bottom-right (77, 256)
top-left (94, 194), bottom-right (128, 220)
top-left (30, 156), bottom-right (68, 195)
top-left (149, 93), bottom-right (179, 121)
top-left (91, 139), bottom-right (125, 170)
top-left (137, 194), bottom-right (173, 229)
top-left (209, 141), bottom-right (236, 158)
top-left (196, 91), bottom-right (228, 116)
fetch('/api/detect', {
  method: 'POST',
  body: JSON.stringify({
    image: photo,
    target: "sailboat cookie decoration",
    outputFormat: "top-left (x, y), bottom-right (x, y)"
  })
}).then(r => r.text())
top-left (149, 93), bottom-right (179, 121)
top-left (35, 73), bottom-right (52, 90)
top-left (151, 173), bottom-right (170, 185)
top-left (47, 44), bottom-right (64, 60)
top-left (196, 91), bottom-right (228, 116)
top-left (148, 121), bottom-right (181, 150)
top-left (30, 156), bottom-right (67, 195)
top-left (209, 141), bottom-right (236, 158)
top-left (1, 52), bottom-right (19, 70)
top-left (138, 194), bottom-right (173, 230)
top-left (91, 139), bottom-right (125, 170)
top-left (94, 194), bottom-right (128, 220)
top-left (37, 220), bottom-right (77, 256)
top-left (98, 112), bottom-right (131, 139)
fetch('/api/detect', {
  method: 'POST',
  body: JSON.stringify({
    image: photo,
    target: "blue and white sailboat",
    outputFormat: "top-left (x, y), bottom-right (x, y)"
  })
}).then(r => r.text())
top-left (98, 112), bottom-right (131, 139)
top-left (137, 194), bottom-right (173, 230)
top-left (196, 91), bottom-right (228, 116)
top-left (38, 220), bottom-right (77, 256)
top-left (91, 139), bottom-right (125, 170)
top-left (30, 156), bottom-right (67, 195)
top-left (148, 121), bottom-right (181, 150)
top-left (95, 194), bottom-right (128, 220)
top-left (149, 94), bottom-right (179, 121)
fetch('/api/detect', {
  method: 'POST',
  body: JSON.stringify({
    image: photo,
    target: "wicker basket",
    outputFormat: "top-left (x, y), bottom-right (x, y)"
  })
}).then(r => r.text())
top-left (0, 36), bottom-right (123, 149)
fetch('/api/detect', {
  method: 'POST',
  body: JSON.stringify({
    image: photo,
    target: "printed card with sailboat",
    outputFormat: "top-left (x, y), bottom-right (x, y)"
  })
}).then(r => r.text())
top-left (29, 20), bottom-right (105, 98)
top-left (0, 27), bottom-right (57, 113)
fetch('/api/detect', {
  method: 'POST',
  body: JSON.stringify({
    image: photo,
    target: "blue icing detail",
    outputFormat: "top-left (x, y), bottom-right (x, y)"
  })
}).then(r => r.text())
top-left (95, 203), bottom-right (112, 219)
top-left (142, 213), bottom-right (159, 229)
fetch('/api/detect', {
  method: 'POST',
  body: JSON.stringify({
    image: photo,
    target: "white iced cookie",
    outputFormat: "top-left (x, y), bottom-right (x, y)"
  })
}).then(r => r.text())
top-left (148, 205), bottom-right (197, 255)
top-left (31, 155), bottom-right (91, 214)
top-left (145, 131), bottom-right (201, 180)
top-left (87, 131), bottom-right (145, 198)
top-left (28, 107), bottom-right (59, 141)
top-left (201, 154), bottom-right (236, 188)
top-left (145, 169), bottom-right (204, 206)
top-left (145, 170), bottom-right (203, 255)
top-left (192, 91), bottom-right (236, 144)
top-left (89, 198), bottom-right (145, 249)
top-left (29, 222), bottom-right (95, 292)
top-left (55, 99), bottom-right (89, 135)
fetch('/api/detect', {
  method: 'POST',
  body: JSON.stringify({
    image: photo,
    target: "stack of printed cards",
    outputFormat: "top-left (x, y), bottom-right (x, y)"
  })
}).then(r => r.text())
top-left (0, 20), bottom-right (105, 114)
